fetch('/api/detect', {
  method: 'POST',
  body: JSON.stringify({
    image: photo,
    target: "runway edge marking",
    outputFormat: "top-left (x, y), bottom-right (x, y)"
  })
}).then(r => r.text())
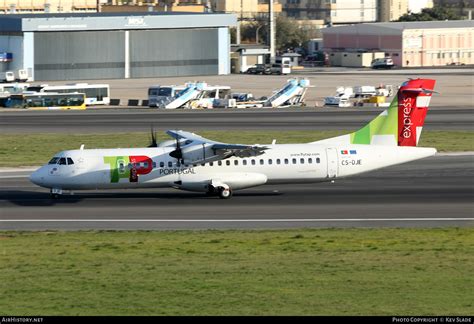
top-left (1, 218), bottom-right (473, 222)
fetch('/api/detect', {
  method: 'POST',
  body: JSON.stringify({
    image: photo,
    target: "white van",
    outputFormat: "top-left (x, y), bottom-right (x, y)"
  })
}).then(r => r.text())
top-left (275, 57), bottom-right (292, 74)
top-left (0, 71), bottom-right (14, 83)
top-left (371, 58), bottom-right (394, 69)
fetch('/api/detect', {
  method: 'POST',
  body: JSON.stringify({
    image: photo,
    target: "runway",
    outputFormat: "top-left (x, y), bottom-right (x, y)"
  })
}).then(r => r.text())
top-left (1, 154), bottom-right (473, 230)
top-left (1, 107), bottom-right (473, 133)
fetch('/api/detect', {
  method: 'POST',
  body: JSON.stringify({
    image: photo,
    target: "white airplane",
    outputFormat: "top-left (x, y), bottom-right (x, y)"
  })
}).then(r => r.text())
top-left (30, 78), bottom-right (437, 199)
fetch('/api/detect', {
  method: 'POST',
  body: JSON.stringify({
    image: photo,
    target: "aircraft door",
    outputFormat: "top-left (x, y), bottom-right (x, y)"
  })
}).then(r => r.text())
top-left (326, 148), bottom-right (338, 178)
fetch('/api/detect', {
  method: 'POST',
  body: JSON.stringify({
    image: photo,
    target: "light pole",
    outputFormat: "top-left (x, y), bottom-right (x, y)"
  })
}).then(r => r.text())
top-left (256, 25), bottom-right (263, 44)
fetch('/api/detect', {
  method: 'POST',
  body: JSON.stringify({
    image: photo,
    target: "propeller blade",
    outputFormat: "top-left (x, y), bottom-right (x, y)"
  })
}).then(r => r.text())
top-left (148, 125), bottom-right (157, 147)
top-left (169, 137), bottom-right (183, 162)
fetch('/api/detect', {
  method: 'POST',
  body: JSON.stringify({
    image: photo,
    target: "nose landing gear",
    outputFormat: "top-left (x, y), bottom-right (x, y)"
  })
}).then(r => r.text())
top-left (50, 188), bottom-right (63, 199)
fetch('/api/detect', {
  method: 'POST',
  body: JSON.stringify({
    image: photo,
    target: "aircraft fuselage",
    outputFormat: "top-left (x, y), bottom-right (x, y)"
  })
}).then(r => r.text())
top-left (30, 144), bottom-right (436, 193)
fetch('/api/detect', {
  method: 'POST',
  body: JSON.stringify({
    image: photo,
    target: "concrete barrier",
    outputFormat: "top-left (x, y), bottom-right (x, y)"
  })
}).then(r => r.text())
top-left (110, 98), bottom-right (121, 105)
top-left (128, 99), bottom-right (139, 106)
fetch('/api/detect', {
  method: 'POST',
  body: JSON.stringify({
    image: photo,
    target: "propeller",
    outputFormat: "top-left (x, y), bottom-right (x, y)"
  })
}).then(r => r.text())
top-left (169, 137), bottom-right (183, 164)
top-left (148, 125), bottom-right (157, 148)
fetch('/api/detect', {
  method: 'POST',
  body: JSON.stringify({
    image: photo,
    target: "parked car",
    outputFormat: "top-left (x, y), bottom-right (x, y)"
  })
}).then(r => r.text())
top-left (246, 64), bottom-right (270, 74)
top-left (371, 58), bottom-right (394, 69)
top-left (266, 63), bottom-right (281, 75)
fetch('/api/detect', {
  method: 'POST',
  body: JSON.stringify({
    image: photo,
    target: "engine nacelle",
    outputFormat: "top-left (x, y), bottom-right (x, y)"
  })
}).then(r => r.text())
top-left (172, 172), bottom-right (268, 192)
top-left (181, 143), bottom-right (221, 165)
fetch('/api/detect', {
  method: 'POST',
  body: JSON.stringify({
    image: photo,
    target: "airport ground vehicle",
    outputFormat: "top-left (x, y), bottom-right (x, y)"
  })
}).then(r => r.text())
top-left (26, 83), bottom-right (109, 105)
top-left (148, 83), bottom-right (233, 109)
top-left (371, 58), bottom-right (394, 69)
top-left (246, 64), bottom-right (270, 75)
top-left (148, 85), bottom-right (186, 108)
top-left (274, 57), bottom-right (292, 74)
top-left (0, 69), bottom-right (29, 82)
top-left (3, 92), bottom-right (86, 110)
top-left (0, 71), bottom-right (14, 82)
top-left (0, 82), bottom-right (29, 94)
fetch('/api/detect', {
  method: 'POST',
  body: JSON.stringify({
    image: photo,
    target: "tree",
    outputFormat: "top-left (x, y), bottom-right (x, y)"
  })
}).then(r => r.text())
top-left (239, 16), bottom-right (311, 52)
top-left (398, 6), bottom-right (462, 22)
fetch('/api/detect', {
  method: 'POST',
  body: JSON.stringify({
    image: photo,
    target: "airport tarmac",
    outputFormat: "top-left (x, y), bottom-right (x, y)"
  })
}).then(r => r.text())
top-left (1, 154), bottom-right (473, 230)
top-left (1, 107), bottom-right (472, 133)
top-left (9, 69), bottom-right (472, 109)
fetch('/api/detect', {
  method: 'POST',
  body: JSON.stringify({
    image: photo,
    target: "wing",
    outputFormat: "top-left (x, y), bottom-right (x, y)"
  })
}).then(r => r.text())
top-left (166, 130), bottom-right (268, 163)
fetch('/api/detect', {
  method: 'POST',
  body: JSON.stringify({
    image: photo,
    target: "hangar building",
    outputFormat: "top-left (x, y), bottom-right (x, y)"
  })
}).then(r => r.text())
top-left (322, 20), bottom-right (474, 67)
top-left (0, 12), bottom-right (236, 81)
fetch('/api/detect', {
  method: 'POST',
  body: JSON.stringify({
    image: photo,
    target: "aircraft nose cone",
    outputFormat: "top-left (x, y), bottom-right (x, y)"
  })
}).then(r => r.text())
top-left (29, 169), bottom-right (43, 186)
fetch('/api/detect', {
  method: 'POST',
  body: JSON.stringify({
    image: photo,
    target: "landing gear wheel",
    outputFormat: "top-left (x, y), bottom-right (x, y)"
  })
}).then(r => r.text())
top-left (218, 187), bottom-right (232, 199)
top-left (50, 188), bottom-right (62, 199)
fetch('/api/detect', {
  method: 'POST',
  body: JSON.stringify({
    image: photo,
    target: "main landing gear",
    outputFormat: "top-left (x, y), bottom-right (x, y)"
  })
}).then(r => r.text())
top-left (217, 186), bottom-right (232, 199)
top-left (206, 184), bottom-right (233, 199)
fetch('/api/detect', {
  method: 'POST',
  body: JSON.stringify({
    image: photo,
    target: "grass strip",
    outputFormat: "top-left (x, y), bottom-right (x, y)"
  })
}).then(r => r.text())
top-left (1, 130), bottom-right (473, 167)
top-left (0, 228), bottom-right (473, 315)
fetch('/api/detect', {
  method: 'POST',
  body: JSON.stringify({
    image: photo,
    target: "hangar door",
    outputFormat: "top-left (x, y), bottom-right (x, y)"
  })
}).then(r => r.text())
top-left (34, 31), bottom-right (125, 81)
top-left (130, 28), bottom-right (219, 78)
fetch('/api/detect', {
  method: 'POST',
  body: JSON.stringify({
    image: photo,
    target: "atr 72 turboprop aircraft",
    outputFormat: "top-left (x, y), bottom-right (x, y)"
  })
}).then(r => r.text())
top-left (30, 79), bottom-right (437, 199)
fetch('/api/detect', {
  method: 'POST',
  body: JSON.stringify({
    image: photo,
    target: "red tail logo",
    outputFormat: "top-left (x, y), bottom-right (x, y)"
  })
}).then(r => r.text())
top-left (397, 79), bottom-right (436, 146)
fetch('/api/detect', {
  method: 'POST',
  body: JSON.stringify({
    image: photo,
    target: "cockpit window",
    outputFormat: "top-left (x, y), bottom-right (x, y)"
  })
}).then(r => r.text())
top-left (48, 157), bottom-right (60, 164)
top-left (58, 158), bottom-right (67, 165)
top-left (67, 158), bottom-right (74, 165)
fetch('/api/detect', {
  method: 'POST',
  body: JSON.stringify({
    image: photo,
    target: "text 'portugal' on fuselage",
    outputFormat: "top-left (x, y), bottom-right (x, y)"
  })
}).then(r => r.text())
top-left (30, 79), bottom-right (437, 199)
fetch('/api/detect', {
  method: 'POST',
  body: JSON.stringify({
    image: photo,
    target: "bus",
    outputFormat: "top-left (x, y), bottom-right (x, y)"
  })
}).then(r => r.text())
top-left (148, 85), bottom-right (186, 107)
top-left (26, 83), bottom-right (110, 105)
top-left (3, 92), bottom-right (86, 110)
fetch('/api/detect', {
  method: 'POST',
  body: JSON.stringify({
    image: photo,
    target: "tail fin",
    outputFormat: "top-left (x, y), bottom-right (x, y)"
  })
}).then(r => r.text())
top-left (312, 78), bottom-right (436, 146)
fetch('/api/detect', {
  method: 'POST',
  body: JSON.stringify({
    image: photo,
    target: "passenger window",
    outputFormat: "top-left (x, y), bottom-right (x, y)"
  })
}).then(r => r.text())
top-left (243, 160), bottom-right (247, 166)
top-left (276, 159), bottom-right (281, 165)
top-left (168, 161), bottom-right (172, 167)
top-left (316, 158), bottom-right (320, 164)
top-left (226, 160), bottom-right (230, 166)
top-left (67, 157), bottom-right (74, 165)
top-left (59, 158), bottom-right (67, 165)
top-left (308, 158), bottom-right (312, 164)
top-left (284, 158), bottom-right (289, 164)
top-left (251, 160), bottom-right (256, 165)
top-left (48, 157), bottom-right (59, 164)
top-left (268, 159), bottom-right (272, 165)
top-left (300, 158), bottom-right (305, 164)
top-left (160, 162), bottom-right (164, 168)
top-left (218, 161), bottom-right (222, 166)
top-left (292, 158), bottom-right (297, 164)
top-left (201, 163), bottom-right (205, 167)
top-left (259, 159), bottom-right (264, 165)
top-left (210, 162), bottom-right (214, 166)
top-left (234, 160), bottom-right (239, 166)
